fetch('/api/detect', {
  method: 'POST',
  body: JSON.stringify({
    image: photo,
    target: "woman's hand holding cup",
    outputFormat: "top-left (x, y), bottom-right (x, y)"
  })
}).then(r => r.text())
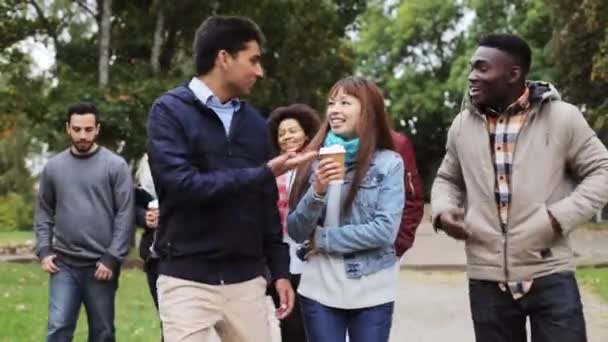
top-left (314, 158), bottom-right (344, 195)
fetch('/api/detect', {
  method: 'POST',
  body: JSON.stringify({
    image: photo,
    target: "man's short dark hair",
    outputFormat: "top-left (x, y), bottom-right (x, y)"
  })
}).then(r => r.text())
top-left (478, 33), bottom-right (532, 75)
top-left (193, 16), bottom-right (265, 76)
top-left (267, 104), bottom-right (321, 155)
top-left (66, 102), bottom-right (99, 123)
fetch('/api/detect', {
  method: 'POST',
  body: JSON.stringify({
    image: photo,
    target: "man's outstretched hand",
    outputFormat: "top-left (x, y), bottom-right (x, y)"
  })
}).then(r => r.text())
top-left (267, 151), bottom-right (317, 177)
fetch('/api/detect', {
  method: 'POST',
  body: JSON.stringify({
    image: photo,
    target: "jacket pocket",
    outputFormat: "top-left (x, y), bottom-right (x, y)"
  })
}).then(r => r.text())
top-left (353, 171), bottom-right (382, 211)
top-left (509, 203), bottom-right (557, 266)
top-left (464, 204), bottom-right (503, 268)
top-left (346, 247), bottom-right (396, 278)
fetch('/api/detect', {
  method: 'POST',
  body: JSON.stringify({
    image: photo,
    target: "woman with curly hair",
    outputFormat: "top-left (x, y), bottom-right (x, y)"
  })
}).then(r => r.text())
top-left (267, 103), bottom-right (321, 342)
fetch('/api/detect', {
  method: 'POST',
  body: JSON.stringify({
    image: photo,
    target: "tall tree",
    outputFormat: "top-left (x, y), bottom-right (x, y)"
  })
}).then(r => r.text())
top-left (98, 0), bottom-right (112, 87)
top-left (150, 0), bottom-right (165, 74)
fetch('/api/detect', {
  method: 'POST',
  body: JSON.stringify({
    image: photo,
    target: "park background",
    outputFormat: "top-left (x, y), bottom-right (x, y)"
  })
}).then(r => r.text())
top-left (1, 0), bottom-right (608, 341)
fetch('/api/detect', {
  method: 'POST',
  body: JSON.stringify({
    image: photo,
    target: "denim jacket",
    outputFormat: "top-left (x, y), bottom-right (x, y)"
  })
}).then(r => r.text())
top-left (287, 149), bottom-right (405, 278)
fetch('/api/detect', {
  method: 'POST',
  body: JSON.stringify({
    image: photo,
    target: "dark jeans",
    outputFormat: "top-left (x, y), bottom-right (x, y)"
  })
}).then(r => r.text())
top-left (299, 295), bottom-right (393, 342)
top-left (269, 274), bottom-right (307, 342)
top-left (469, 271), bottom-right (587, 342)
top-left (47, 261), bottom-right (118, 342)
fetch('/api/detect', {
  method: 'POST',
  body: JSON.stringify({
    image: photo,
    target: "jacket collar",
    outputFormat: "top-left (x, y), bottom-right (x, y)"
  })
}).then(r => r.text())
top-left (188, 77), bottom-right (241, 112)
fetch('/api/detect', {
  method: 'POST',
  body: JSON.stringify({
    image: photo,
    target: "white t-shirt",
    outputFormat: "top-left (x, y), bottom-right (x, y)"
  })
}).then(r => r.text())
top-left (298, 253), bottom-right (398, 309)
top-left (283, 170), bottom-right (304, 274)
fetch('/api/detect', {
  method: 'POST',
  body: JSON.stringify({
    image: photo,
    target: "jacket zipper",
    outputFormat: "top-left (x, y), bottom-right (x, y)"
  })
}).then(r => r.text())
top-left (480, 114), bottom-right (509, 281)
top-left (486, 104), bottom-right (537, 282)
top-left (502, 105), bottom-right (535, 281)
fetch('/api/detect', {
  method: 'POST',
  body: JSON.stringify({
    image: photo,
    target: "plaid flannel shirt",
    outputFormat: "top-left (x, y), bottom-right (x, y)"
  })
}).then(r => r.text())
top-left (485, 87), bottom-right (533, 299)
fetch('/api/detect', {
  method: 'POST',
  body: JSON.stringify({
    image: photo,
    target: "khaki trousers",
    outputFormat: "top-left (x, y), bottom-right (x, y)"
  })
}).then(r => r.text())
top-left (157, 275), bottom-right (272, 342)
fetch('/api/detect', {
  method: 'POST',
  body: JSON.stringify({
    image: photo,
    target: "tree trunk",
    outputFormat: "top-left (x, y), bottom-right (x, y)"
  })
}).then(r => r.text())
top-left (159, 23), bottom-right (177, 74)
top-left (150, 8), bottom-right (165, 74)
top-left (98, 0), bottom-right (112, 88)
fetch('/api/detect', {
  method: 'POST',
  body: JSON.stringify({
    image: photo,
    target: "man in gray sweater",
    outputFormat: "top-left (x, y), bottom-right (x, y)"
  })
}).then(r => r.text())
top-left (34, 103), bottom-right (135, 342)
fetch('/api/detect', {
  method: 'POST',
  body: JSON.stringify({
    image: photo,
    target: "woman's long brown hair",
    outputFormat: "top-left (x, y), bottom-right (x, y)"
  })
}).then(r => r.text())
top-left (289, 76), bottom-right (395, 214)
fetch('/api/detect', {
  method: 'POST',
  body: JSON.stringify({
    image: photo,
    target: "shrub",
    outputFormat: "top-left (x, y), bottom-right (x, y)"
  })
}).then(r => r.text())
top-left (0, 193), bottom-right (33, 232)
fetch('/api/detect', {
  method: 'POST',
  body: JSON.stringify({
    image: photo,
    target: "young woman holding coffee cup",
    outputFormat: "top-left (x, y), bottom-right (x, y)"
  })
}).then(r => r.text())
top-left (287, 76), bottom-right (405, 342)
top-left (267, 104), bottom-right (321, 342)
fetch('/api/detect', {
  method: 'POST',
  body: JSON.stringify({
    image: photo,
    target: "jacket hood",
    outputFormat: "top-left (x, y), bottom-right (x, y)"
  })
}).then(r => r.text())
top-left (527, 80), bottom-right (561, 104)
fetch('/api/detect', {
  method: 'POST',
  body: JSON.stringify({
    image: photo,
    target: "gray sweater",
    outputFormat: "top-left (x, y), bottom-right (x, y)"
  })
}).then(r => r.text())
top-left (34, 147), bottom-right (135, 271)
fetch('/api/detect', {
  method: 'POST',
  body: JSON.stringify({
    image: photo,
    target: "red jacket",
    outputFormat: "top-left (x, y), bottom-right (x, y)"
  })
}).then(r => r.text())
top-left (391, 131), bottom-right (424, 256)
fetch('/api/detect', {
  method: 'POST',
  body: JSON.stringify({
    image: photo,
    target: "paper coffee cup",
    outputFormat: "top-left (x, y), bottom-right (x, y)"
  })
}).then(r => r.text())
top-left (319, 145), bottom-right (346, 180)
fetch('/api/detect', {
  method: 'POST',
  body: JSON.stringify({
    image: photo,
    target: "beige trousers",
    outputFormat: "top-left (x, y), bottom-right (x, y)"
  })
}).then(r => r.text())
top-left (157, 275), bottom-right (272, 342)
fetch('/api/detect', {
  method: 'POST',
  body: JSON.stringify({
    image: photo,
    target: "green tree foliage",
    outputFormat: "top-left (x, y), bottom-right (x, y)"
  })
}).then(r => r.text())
top-left (546, 0), bottom-right (608, 138)
top-left (2, 0), bottom-right (366, 163)
top-left (355, 0), bottom-right (467, 194)
top-left (2, 0), bottom-right (607, 206)
top-left (0, 0), bottom-right (366, 231)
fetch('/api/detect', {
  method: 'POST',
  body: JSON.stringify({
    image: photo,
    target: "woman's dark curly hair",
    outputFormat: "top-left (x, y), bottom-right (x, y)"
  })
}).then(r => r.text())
top-left (267, 103), bottom-right (321, 155)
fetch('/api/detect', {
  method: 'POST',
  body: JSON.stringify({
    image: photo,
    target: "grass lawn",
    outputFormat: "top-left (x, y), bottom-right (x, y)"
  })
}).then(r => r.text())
top-left (579, 222), bottom-right (608, 231)
top-left (0, 262), bottom-right (160, 342)
top-left (0, 230), bottom-right (147, 248)
top-left (577, 267), bottom-right (608, 303)
top-left (0, 231), bottom-right (34, 247)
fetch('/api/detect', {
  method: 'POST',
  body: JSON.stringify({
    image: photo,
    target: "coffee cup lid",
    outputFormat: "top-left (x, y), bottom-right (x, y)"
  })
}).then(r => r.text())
top-left (319, 144), bottom-right (345, 154)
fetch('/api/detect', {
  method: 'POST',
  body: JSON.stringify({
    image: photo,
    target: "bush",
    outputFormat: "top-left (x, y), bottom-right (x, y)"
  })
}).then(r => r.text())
top-left (0, 193), bottom-right (33, 232)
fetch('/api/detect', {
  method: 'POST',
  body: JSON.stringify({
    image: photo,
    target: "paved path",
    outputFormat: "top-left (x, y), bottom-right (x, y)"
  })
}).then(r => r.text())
top-left (390, 271), bottom-right (474, 341)
top-left (390, 270), bottom-right (608, 342)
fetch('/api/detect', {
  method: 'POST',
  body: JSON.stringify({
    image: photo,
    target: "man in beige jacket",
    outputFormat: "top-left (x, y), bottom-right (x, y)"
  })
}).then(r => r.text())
top-left (432, 33), bottom-right (608, 342)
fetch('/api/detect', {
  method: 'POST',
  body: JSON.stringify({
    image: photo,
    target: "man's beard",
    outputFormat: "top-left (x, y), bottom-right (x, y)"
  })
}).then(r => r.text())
top-left (71, 139), bottom-right (96, 153)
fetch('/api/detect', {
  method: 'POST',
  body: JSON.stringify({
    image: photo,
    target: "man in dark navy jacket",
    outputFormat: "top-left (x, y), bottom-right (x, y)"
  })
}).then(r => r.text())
top-left (147, 16), bottom-right (315, 342)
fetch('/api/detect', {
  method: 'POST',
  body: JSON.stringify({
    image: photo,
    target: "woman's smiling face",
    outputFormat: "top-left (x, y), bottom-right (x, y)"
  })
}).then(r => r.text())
top-left (277, 118), bottom-right (307, 153)
top-left (326, 87), bottom-right (361, 139)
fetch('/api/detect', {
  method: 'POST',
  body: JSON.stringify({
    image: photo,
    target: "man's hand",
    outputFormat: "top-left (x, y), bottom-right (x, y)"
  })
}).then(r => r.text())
top-left (547, 210), bottom-right (562, 235)
top-left (274, 278), bottom-right (295, 320)
top-left (41, 255), bottom-right (60, 274)
top-left (94, 261), bottom-right (113, 281)
top-left (145, 208), bottom-right (159, 229)
top-left (438, 208), bottom-right (469, 240)
top-left (267, 151), bottom-right (318, 177)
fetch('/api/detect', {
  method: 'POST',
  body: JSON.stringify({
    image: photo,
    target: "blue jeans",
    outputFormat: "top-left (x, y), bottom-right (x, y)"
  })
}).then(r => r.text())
top-left (469, 271), bottom-right (587, 342)
top-left (299, 295), bottom-right (394, 342)
top-left (46, 261), bottom-right (119, 342)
